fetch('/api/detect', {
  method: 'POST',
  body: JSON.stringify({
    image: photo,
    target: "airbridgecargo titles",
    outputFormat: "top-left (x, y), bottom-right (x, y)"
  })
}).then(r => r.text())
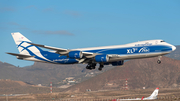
top-left (7, 32), bottom-right (176, 70)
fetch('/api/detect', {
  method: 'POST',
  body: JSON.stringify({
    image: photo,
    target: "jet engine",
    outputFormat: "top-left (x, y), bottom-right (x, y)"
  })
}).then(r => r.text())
top-left (95, 55), bottom-right (109, 62)
top-left (111, 60), bottom-right (124, 66)
top-left (68, 51), bottom-right (83, 59)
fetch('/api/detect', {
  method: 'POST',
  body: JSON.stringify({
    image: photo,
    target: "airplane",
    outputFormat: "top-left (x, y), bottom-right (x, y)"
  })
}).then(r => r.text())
top-left (7, 32), bottom-right (176, 70)
top-left (116, 87), bottom-right (159, 100)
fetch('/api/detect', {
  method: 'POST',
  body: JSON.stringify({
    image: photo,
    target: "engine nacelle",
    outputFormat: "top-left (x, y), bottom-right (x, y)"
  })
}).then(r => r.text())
top-left (111, 60), bottom-right (124, 66)
top-left (68, 51), bottom-right (83, 59)
top-left (95, 55), bottom-right (109, 62)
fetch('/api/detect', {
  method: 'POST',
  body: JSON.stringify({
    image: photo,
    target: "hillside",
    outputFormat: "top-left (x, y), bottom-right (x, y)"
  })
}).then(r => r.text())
top-left (0, 61), bottom-right (113, 86)
top-left (66, 56), bottom-right (180, 92)
top-left (0, 61), bottom-right (25, 81)
top-left (0, 79), bottom-right (63, 94)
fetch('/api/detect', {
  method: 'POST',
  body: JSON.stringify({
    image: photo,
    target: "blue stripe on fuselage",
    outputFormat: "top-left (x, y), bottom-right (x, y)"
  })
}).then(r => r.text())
top-left (39, 51), bottom-right (78, 64)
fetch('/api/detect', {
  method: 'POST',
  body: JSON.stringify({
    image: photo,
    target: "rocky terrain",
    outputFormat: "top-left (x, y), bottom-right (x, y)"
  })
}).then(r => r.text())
top-left (66, 56), bottom-right (180, 92)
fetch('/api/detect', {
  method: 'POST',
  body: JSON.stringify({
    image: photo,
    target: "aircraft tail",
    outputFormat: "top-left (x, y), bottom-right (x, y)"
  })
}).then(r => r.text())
top-left (146, 88), bottom-right (159, 100)
top-left (141, 96), bottom-right (144, 100)
top-left (11, 32), bottom-right (42, 55)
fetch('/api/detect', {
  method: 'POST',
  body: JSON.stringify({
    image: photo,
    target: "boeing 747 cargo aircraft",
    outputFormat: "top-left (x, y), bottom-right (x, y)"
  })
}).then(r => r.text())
top-left (7, 32), bottom-right (176, 70)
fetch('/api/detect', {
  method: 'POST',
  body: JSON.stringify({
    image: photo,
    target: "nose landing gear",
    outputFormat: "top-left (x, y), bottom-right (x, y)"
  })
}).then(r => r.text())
top-left (157, 60), bottom-right (161, 64)
top-left (157, 56), bottom-right (162, 64)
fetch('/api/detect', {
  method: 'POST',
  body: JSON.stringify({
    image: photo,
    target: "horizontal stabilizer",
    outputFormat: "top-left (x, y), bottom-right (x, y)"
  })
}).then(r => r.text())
top-left (6, 52), bottom-right (34, 58)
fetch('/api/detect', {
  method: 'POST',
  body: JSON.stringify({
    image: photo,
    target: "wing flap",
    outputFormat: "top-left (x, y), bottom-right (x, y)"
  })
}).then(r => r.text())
top-left (82, 52), bottom-right (97, 58)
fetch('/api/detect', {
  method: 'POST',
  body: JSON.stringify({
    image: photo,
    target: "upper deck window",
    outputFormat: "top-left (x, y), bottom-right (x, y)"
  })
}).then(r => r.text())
top-left (160, 40), bottom-right (165, 42)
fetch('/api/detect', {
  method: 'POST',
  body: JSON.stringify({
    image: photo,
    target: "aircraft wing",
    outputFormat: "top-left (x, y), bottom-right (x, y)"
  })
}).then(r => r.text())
top-left (29, 43), bottom-right (97, 58)
top-left (28, 42), bottom-right (122, 63)
top-left (29, 43), bottom-right (68, 54)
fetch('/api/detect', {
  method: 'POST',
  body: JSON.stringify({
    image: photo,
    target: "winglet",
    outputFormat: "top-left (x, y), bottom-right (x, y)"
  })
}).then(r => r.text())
top-left (156, 87), bottom-right (159, 90)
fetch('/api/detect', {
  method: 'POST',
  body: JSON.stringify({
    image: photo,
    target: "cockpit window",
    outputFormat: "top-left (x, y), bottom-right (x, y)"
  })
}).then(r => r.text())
top-left (160, 40), bottom-right (165, 42)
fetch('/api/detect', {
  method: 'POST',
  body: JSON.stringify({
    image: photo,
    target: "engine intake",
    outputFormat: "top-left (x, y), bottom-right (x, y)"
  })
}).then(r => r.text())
top-left (95, 55), bottom-right (109, 62)
top-left (68, 51), bottom-right (83, 59)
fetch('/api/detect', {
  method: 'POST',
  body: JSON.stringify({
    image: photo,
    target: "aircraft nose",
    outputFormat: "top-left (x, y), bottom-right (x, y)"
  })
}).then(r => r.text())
top-left (172, 45), bottom-right (176, 51)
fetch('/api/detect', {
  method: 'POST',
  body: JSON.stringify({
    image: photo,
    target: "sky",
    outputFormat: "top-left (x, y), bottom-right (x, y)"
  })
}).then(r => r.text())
top-left (0, 0), bottom-right (180, 67)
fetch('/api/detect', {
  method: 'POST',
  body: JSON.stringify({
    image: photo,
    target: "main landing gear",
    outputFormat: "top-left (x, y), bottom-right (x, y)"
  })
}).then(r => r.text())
top-left (86, 63), bottom-right (96, 70)
top-left (86, 63), bottom-right (104, 71)
top-left (157, 56), bottom-right (162, 64)
top-left (98, 64), bottom-right (104, 71)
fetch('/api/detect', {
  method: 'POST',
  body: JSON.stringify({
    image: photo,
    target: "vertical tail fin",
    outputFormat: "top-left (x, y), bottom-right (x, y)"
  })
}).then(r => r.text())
top-left (148, 88), bottom-right (159, 99)
top-left (141, 96), bottom-right (144, 100)
top-left (11, 32), bottom-right (42, 55)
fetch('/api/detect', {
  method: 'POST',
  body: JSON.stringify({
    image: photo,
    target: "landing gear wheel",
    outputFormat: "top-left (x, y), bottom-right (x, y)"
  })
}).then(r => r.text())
top-left (157, 60), bottom-right (161, 64)
top-left (157, 56), bottom-right (162, 64)
top-left (92, 66), bottom-right (95, 69)
top-left (100, 64), bottom-right (104, 68)
top-left (98, 68), bottom-right (102, 71)
top-left (98, 64), bottom-right (104, 71)
top-left (86, 65), bottom-right (89, 69)
top-left (92, 63), bottom-right (96, 69)
top-left (86, 64), bottom-right (92, 70)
